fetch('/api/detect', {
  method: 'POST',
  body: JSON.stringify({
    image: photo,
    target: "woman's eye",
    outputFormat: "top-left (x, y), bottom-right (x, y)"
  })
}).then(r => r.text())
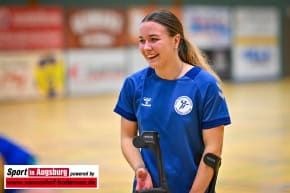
top-left (150, 38), bottom-right (158, 42)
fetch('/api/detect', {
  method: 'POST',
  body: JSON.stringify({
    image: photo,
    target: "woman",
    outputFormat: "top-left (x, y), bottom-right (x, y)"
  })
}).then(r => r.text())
top-left (114, 9), bottom-right (231, 193)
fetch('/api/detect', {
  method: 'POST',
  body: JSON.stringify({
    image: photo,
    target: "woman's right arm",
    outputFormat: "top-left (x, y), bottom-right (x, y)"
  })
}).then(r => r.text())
top-left (120, 117), bottom-right (145, 171)
top-left (120, 117), bottom-right (153, 190)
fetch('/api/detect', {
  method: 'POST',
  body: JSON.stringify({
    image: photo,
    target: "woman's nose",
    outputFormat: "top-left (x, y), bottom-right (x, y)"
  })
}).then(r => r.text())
top-left (143, 41), bottom-right (152, 50)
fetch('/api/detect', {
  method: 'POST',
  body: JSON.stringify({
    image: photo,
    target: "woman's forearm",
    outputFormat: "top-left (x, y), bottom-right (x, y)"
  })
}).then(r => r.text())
top-left (121, 136), bottom-right (145, 171)
top-left (190, 126), bottom-right (224, 193)
top-left (189, 153), bottom-right (215, 193)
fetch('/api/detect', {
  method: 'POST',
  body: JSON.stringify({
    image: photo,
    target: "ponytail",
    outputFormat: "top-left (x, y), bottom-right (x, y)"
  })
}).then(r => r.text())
top-left (178, 38), bottom-right (221, 82)
top-left (141, 9), bottom-right (221, 82)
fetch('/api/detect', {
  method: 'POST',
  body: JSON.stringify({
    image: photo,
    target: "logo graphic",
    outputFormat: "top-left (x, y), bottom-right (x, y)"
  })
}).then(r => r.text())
top-left (174, 96), bottom-right (193, 115)
top-left (4, 165), bottom-right (99, 189)
top-left (141, 97), bottom-right (152, 107)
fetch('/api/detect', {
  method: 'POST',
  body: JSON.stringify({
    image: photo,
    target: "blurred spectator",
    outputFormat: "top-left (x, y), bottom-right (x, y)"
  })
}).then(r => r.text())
top-left (0, 135), bottom-right (55, 193)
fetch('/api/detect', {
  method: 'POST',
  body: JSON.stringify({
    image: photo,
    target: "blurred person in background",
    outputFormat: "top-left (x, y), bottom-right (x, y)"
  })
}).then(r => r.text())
top-left (0, 135), bottom-right (55, 193)
top-left (114, 9), bottom-right (231, 193)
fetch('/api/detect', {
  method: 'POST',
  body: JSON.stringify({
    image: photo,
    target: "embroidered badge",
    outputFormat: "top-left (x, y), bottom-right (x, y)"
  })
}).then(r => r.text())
top-left (174, 96), bottom-right (193, 115)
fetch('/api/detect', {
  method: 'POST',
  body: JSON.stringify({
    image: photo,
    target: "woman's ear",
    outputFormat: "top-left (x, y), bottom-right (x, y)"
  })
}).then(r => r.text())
top-left (173, 34), bottom-right (181, 49)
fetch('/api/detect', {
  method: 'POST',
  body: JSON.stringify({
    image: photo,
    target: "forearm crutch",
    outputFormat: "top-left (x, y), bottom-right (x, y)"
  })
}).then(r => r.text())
top-left (203, 153), bottom-right (222, 193)
top-left (133, 131), bottom-right (170, 193)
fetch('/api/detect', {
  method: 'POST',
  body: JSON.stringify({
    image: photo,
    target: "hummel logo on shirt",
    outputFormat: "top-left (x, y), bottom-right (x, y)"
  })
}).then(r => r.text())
top-left (141, 97), bottom-right (152, 107)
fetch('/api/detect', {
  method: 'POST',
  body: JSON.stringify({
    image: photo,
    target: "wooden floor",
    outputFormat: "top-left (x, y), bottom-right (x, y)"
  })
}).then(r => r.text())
top-left (1, 78), bottom-right (290, 193)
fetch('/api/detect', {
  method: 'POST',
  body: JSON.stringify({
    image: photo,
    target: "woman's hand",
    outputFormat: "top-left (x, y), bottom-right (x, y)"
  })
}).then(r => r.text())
top-left (135, 167), bottom-right (153, 191)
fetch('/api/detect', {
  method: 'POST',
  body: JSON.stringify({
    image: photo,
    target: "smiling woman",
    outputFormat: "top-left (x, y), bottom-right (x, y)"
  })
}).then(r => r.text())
top-left (138, 9), bottom-right (220, 81)
top-left (114, 9), bottom-right (231, 193)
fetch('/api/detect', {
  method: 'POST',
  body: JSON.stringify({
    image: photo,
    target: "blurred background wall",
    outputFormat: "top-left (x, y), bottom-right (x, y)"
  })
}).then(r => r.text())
top-left (0, 0), bottom-right (289, 101)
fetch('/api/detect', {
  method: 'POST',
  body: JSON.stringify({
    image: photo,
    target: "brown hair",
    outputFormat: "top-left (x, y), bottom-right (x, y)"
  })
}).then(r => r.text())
top-left (141, 9), bottom-right (220, 81)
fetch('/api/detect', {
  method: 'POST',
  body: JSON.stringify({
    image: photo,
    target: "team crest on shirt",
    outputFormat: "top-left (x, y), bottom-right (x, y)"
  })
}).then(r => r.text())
top-left (174, 96), bottom-right (193, 115)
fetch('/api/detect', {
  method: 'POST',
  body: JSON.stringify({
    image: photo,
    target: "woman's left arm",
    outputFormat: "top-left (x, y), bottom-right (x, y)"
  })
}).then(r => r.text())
top-left (189, 125), bottom-right (224, 193)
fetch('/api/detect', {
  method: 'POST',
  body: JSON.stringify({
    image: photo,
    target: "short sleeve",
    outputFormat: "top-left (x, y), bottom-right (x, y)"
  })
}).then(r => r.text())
top-left (201, 81), bottom-right (231, 129)
top-left (114, 78), bottom-right (137, 121)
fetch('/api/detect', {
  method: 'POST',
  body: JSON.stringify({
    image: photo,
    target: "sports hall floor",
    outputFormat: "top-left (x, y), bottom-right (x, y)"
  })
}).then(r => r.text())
top-left (1, 77), bottom-right (290, 193)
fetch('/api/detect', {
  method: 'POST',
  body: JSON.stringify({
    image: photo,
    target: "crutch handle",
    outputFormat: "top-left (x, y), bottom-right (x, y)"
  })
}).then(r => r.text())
top-left (133, 131), bottom-right (170, 193)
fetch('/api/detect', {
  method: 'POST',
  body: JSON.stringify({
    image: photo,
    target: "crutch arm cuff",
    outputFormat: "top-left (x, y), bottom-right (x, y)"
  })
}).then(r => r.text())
top-left (203, 153), bottom-right (221, 172)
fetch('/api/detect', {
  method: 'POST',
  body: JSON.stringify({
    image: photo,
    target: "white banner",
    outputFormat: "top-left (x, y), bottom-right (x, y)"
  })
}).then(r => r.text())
top-left (232, 7), bottom-right (281, 81)
top-left (182, 6), bottom-right (231, 49)
top-left (233, 46), bottom-right (280, 81)
top-left (66, 48), bottom-right (126, 95)
top-left (0, 51), bottom-right (65, 100)
top-left (126, 46), bottom-right (148, 75)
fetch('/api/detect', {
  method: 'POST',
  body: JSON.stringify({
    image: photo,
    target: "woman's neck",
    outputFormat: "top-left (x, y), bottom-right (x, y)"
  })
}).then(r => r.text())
top-left (154, 60), bottom-right (192, 80)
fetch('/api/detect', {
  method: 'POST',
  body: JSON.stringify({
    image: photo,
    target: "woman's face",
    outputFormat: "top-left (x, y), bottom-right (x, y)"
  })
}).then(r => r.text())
top-left (138, 21), bottom-right (178, 69)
